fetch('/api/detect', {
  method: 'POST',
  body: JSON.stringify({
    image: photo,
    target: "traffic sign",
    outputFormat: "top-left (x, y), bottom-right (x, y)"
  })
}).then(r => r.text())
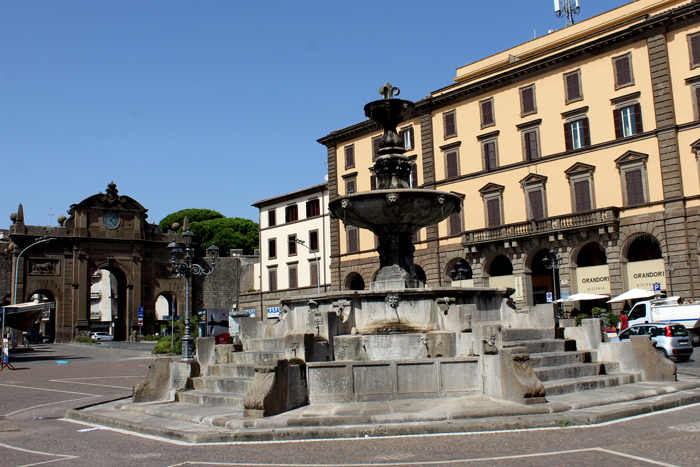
top-left (546, 292), bottom-right (553, 303)
top-left (653, 283), bottom-right (661, 293)
top-left (138, 306), bottom-right (144, 326)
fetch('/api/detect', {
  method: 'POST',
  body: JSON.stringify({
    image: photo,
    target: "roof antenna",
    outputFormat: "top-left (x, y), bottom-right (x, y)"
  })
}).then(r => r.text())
top-left (555, 0), bottom-right (580, 27)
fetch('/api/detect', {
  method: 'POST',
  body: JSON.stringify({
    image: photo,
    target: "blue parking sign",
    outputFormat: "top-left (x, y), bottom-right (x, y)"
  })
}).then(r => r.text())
top-left (653, 283), bottom-right (661, 293)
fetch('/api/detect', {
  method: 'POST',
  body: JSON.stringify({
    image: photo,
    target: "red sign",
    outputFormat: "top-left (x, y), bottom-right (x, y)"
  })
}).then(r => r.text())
top-left (215, 333), bottom-right (229, 345)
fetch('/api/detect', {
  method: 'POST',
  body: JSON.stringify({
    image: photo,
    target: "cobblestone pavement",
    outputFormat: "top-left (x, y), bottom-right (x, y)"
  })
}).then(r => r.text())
top-left (2, 343), bottom-right (700, 466)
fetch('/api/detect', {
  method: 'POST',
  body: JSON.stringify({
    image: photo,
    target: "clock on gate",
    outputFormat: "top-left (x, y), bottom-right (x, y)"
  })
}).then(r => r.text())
top-left (102, 211), bottom-right (120, 230)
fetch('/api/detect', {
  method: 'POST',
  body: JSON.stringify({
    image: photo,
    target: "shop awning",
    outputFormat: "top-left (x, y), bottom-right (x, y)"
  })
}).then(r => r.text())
top-left (1, 301), bottom-right (55, 332)
top-left (556, 293), bottom-right (609, 303)
top-left (606, 289), bottom-right (656, 303)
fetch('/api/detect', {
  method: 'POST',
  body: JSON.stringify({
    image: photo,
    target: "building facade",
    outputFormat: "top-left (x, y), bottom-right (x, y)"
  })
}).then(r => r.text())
top-left (318, 0), bottom-right (700, 310)
top-left (239, 183), bottom-right (331, 317)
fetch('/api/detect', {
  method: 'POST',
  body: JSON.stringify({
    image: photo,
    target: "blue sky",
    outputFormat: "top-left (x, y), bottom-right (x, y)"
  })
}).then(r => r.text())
top-left (1, 0), bottom-right (631, 228)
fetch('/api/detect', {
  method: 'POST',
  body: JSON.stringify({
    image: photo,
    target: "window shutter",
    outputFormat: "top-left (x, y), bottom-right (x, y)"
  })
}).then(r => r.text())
top-left (582, 118), bottom-right (591, 147)
top-left (449, 212), bottom-right (461, 236)
top-left (446, 150), bottom-right (458, 178)
top-left (345, 146), bottom-right (354, 168)
top-left (574, 180), bottom-right (592, 212)
top-left (626, 169), bottom-right (645, 205)
top-left (348, 228), bottom-right (358, 253)
top-left (372, 137), bottom-right (381, 161)
top-left (481, 100), bottom-right (494, 126)
top-left (444, 112), bottom-right (456, 137)
top-left (346, 179), bottom-right (355, 194)
top-left (616, 56), bottom-right (631, 86)
top-left (310, 263), bottom-right (318, 287)
top-left (269, 270), bottom-right (277, 292)
top-left (370, 174), bottom-right (376, 190)
top-left (633, 103), bottom-right (643, 134)
top-left (484, 142), bottom-right (496, 170)
top-left (521, 87), bottom-right (535, 114)
top-left (525, 131), bottom-right (538, 160)
top-left (289, 267), bottom-right (297, 289)
top-left (692, 35), bottom-right (700, 66)
top-left (487, 199), bottom-right (501, 227)
top-left (613, 109), bottom-right (623, 139)
top-left (528, 190), bottom-right (544, 219)
top-left (566, 73), bottom-right (580, 100)
top-left (411, 163), bottom-right (419, 188)
top-left (564, 122), bottom-right (573, 150)
top-left (404, 127), bottom-right (414, 150)
top-left (696, 87), bottom-right (700, 120)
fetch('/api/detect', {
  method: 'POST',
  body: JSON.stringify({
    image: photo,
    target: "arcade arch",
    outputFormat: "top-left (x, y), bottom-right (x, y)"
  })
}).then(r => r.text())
top-left (485, 254), bottom-right (514, 289)
top-left (528, 248), bottom-right (557, 305)
top-left (345, 272), bottom-right (365, 290)
top-left (623, 234), bottom-right (666, 293)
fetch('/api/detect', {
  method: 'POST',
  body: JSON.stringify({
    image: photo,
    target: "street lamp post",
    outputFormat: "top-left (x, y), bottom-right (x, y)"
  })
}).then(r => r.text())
top-left (6, 237), bottom-right (56, 340)
top-left (290, 238), bottom-right (321, 294)
top-left (167, 225), bottom-right (219, 363)
top-left (542, 249), bottom-right (563, 313)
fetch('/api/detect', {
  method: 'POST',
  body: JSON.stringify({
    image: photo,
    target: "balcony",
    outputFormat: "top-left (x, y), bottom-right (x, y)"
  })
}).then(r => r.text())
top-left (90, 291), bottom-right (101, 300)
top-left (463, 207), bottom-right (620, 247)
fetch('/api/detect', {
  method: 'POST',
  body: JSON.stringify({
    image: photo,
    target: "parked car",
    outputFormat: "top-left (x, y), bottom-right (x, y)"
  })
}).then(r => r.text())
top-left (610, 323), bottom-right (693, 362)
top-left (90, 332), bottom-right (113, 342)
top-left (26, 330), bottom-right (44, 344)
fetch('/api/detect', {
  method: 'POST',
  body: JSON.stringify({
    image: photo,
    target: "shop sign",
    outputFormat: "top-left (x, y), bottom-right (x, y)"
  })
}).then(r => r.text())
top-left (267, 307), bottom-right (281, 318)
top-left (626, 259), bottom-right (666, 291)
top-left (577, 265), bottom-right (611, 294)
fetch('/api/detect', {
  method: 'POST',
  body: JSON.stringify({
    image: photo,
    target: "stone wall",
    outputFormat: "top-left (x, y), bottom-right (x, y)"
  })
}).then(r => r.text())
top-left (0, 241), bottom-right (11, 305)
top-left (195, 254), bottom-right (259, 311)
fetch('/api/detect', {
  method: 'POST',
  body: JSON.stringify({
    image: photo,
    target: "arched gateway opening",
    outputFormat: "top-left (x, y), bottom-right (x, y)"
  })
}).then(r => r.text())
top-left (624, 235), bottom-right (666, 293)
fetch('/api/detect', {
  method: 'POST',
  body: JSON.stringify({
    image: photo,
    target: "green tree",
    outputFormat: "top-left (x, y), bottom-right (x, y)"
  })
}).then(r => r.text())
top-left (190, 217), bottom-right (259, 255)
top-left (158, 209), bottom-right (224, 233)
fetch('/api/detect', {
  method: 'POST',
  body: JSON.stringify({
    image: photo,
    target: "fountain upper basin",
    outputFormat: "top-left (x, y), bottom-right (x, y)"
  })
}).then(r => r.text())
top-left (329, 189), bottom-right (461, 235)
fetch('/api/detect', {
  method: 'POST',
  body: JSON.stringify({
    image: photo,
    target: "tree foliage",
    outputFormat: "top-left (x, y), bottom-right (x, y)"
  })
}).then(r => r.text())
top-left (159, 209), bottom-right (259, 256)
top-left (158, 209), bottom-right (224, 233)
top-left (190, 217), bottom-right (259, 255)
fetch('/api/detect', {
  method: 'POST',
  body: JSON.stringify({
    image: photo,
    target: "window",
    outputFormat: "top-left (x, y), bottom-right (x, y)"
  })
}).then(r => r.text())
top-left (448, 212), bottom-right (462, 236)
top-left (614, 104), bottom-right (643, 138)
top-left (310, 261), bottom-right (319, 287)
top-left (309, 230), bottom-right (319, 251)
top-left (412, 230), bottom-right (420, 243)
top-left (574, 180), bottom-right (592, 212)
top-left (482, 140), bottom-right (498, 170)
top-left (564, 118), bottom-right (591, 150)
top-left (372, 136), bottom-right (381, 161)
top-left (523, 130), bottom-right (539, 161)
top-left (306, 199), bottom-right (320, 218)
top-left (344, 145), bottom-right (355, 169)
top-left (268, 238), bottom-right (277, 259)
top-left (445, 148), bottom-right (460, 179)
top-left (345, 177), bottom-right (356, 195)
top-left (401, 126), bottom-right (414, 151)
top-left (615, 151), bottom-right (649, 207)
top-left (688, 32), bottom-right (700, 69)
top-left (410, 162), bottom-right (419, 187)
top-left (268, 268), bottom-right (277, 292)
top-left (285, 204), bottom-right (298, 223)
top-left (480, 98), bottom-right (495, 128)
top-left (288, 234), bottom-right (297, 256)
top-left (613, 53), bottom-right (634, 89)
top-left (693, 84), bottom-right (700, 120)
top-left (346, 226), bottom-right (358, 253)
top-left (479, 184), bottom-right (505, 228)
top-left (565, 162), bottom-right (596, 213)
top-left (288, 265), bottom-right (298, 289)
top-left (370, 174), bottom-right (377, 190)
top-left (519, 85), bottom-right (537, 117)
top-left (443, 111), bottom-right (457, 139)
top-left (564, 69), bottom-right (583, 104)
top-left (268, 210), bottom-right (276, 227)
top-left (520, 174), bottom-right (547, 221)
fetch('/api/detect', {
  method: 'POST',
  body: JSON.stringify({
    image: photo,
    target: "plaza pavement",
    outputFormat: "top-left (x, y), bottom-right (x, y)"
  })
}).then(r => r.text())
top-left (67, 369), bottom-right (700, 443)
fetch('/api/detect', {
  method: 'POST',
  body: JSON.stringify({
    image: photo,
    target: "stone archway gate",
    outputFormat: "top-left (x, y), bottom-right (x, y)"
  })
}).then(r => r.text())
top-left (8, 183), bottom-right (185, 342)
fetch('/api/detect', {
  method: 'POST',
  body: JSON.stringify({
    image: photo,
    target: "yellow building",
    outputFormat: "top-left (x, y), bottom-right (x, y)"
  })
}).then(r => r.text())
top-left (318, 0), bottom-right (700, 309)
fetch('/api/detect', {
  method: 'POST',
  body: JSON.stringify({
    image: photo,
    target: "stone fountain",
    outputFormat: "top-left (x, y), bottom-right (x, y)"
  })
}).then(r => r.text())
top-left (330, 84), bottom-right (461, 291)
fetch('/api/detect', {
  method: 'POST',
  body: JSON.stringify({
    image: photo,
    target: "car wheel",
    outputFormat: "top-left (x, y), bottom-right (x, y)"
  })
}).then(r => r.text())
top-left (676, 355), bottom-right (691, 362)
top-left (657, 347), bottom-right (668, 359)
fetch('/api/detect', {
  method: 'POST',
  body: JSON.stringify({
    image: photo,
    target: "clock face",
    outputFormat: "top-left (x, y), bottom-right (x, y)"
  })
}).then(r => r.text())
top-left (102, 211), bottom-right (120, 230)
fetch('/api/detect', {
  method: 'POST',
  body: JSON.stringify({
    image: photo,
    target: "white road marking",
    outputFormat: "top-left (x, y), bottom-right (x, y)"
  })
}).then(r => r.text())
top-left (154, 447), bottom-right (679, 466)
top-left (0, 441), bottom-right (78, 467)
top-left (4, 396), bottom-right (97, 417)
top-left (0, 383), bottom-right (97, 397)
top-left (49, 379), bottom-right (135, 390)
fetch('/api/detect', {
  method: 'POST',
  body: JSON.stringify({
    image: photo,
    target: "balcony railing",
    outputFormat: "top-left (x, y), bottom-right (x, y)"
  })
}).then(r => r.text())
top-left (463, 207), bottom-right (620, 246)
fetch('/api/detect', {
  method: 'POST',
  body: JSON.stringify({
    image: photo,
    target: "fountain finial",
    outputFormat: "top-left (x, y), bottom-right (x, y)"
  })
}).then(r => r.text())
top-left (379, 83), bottom-right (400, 99)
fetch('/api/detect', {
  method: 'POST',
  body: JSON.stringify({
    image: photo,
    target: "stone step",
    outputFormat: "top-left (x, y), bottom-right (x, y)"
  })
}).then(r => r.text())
top-left (543, 372), bottom-right (642, 396)
top-left (176, 390), bottom-right (245, 409)
top-left (535, 362), bottom-right (620, 382)
top-left (501, 328), bottom-right (555, 342)
top-left (529, 351), bottom-right (592, 368)
top-left (228, 351), bottom-right (284, 365)
top-left (502, 339), bottom-right (575, 354)
top-left (207, 363), bottom-right (256, 378)
top-left (192, 376), bottom-right (253, 393)
top-left (246, 337), bottom-right (286, 352)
